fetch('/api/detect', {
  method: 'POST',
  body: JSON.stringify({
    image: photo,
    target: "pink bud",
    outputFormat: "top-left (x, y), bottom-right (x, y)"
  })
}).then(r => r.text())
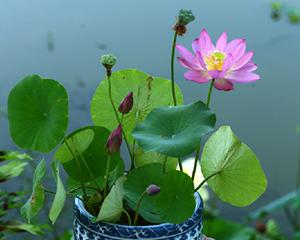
top-left (118, 92), bottom-right (133, 114)
top-left (106, 124), bottom-right (123, 154)
top-left (146, 184), bottom-right (160, 196)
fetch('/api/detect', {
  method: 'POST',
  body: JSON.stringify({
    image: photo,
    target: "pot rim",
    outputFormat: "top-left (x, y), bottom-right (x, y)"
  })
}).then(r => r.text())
top-left (74, 191), bottom-right (203, 229)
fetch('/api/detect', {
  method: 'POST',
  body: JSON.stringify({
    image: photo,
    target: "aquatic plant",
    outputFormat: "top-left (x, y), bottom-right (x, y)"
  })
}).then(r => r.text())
top-left (5, 8), bottom-right (267, 235)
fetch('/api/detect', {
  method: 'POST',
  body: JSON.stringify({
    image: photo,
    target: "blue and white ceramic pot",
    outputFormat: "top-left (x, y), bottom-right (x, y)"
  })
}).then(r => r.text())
top-left (73, 192), bottom-right (203, 240)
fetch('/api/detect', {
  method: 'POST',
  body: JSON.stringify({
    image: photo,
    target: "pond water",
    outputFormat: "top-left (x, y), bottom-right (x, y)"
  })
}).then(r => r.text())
top-left (1, 0), bottom-right (300, 237)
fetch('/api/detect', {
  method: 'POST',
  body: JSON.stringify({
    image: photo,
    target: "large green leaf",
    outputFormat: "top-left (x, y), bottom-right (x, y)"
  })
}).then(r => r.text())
top-left (21, 159), bottom-right (46, 223)
top-left (8, 75), bottom-right (69, 153)
top-left (49, 160), bottom-right (66, 224)
top-left (124, 164), bottom-right (195, 224)
top-left (132, 101), bottom-right (216, 157)
top-left (54, 126), bottom-right (123, 182)
top-left (91, 69), bottom-right (183, 143)
top-left (201, 126), bottom-right (267, 207)
top-left (96, 176), bottom-right (126, 223)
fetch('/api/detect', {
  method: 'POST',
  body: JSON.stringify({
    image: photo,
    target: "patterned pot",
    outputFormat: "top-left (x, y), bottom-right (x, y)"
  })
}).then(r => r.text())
top-left (73, 192), bottom-right (203, 240)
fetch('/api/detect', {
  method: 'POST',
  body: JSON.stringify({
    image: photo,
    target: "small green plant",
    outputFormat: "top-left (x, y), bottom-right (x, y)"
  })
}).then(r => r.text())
top-left (0, 151), bottom-right (44, 239)
top-left (6, 10), bottom-right (267, 227)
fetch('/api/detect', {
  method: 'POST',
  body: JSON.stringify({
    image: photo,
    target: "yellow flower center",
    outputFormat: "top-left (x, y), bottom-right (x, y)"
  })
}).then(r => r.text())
top-left (204, 51), bottom-right (226, 71)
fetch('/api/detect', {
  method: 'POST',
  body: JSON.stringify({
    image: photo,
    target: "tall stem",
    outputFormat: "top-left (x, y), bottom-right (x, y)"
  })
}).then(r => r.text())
top-left (103, 155), bottom-right (111, 198)
top-left (171, 32), bottom-right (178, 106)
top-left (178, 157), bottom-right (183, 171)
top-left (191, 146), bottom-right (201, 181)
top-left (107, 74), bottom-right (134, 167)
top-left (64, 138), bottom-right (87, 199)
top-left (191, 79), bottom-right (215, 184)
top-left (133, 191), bottom-right (147, 225)
top-left (206, 79), bottom-right (215, 108)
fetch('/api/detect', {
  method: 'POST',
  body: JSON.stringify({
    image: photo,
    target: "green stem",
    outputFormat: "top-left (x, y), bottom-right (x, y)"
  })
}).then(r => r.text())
top-left (178, 157), bottom-right (183, 171)
top-left (195, 171), bottom-right (219, 192)
top-left (107, 74), bottom-right (134, 167)
top-left (103, 155), bottom-right (111, 198)
top-left (73, 140), bottom-right (102, 193)
top-left (122, 209), bottom-right (132, 226)
top-left (64, 138), bottom-right (87, 199)
top-left (133, 191), bottom-right (147, 225)
top-left (163, 156), bottom-right (168, 173)
top-left (171, 32), bottom-right (178, 106)
top-left (44, 188), bottom-right (84, 201)
top-left (131, 139), bottom-right (136, 170)
top-left (191, 79), bottom-right (215, 186)
top-left (192, 146), bottom-right (201, 181)
top-left (206, 79), bottom-right (215, 108)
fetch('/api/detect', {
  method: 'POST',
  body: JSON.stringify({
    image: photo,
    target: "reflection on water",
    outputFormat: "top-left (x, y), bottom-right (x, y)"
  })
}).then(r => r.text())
top-left (1, 0), bottom-right (300, 238)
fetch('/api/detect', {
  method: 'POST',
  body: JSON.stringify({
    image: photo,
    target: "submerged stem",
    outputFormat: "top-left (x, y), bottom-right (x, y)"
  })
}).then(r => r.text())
top-left (171, 32), bottom-right (178, 106)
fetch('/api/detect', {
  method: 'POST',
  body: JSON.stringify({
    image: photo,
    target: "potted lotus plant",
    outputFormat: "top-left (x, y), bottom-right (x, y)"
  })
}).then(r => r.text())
top-left (6, 9), bottom-right (267, 240)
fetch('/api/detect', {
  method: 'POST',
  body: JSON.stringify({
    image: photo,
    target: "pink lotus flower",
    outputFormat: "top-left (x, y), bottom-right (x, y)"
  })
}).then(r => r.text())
top-left (176, 29), bottom-right (260, 91)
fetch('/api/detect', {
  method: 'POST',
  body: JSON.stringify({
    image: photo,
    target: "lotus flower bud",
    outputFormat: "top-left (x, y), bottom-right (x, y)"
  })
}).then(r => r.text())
top-left (178, 9), bottom-right (195, 26)
top-left (100, 54), bottom-right (117, 76)
top-left (106, 124), bottom-right (122, 154)
top-left (118, 92), bottom-right (133, 114)
top-left (146, 184), bottom-right (160, 196)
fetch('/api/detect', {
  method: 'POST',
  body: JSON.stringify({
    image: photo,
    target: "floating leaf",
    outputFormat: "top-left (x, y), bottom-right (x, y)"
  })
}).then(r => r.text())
top-left (49, 160), bottom-right (66, 224)
top-left (21, 159), bottom-right (46, 223)
top-left (124, 164), bottom-right (195, 224)
top-left (8, 75), bottom-right (69, 153)
top-left (91, 69), bottom-right (183, 143)
top-left (96, 176), bottom-right (126, 222)
top-left (201, 126), bottom-right (267, 207)
top-left (54, 126), bottom-right (123, 182)
top-left (133, 101), bottom-right (216, 157)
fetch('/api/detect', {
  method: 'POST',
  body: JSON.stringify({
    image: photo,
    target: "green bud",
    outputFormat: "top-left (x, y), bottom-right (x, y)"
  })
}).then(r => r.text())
top-left (178, 9), bottom-right (195, 25)
top-left (100, 54), bottom-right (117, 68)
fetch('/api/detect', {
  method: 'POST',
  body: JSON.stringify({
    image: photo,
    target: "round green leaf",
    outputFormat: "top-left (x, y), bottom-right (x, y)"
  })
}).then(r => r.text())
top-left (91, 69), bottom-right (183, 143)
top-left (132, 101), bottom-right (216, 157)
top-left (124, 164), bottom-right (196, 224)
top-left (54, 126), bottom-right (123, 182)
top-left (201, 126), bottom-right (267, 207)
top-left (8, 75), bottom-right (69, 153)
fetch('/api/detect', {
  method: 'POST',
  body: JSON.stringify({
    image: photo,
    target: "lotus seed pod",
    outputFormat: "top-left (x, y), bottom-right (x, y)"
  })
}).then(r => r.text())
top-left (100, 54), bottom-right (117, 67)
top-left (178, 9), bottom-right (195, 25)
